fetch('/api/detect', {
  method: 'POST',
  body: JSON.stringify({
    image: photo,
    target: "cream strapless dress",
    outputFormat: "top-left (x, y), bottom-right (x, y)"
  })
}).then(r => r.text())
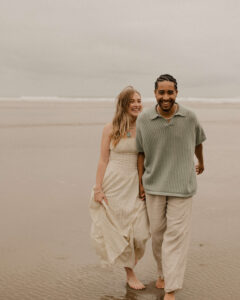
top-left (89, 138), bottom-right (150, 268)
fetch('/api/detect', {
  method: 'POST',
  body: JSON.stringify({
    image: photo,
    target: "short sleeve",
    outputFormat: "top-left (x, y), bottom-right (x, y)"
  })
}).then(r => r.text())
top-left (195, 118), bottom-right (206, 146)
top-left (136, 119), bottom-right (144, 152)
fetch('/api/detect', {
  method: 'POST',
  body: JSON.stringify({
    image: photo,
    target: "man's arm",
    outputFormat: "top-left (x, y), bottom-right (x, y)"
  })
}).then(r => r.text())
top-left (195, 143), bottom-right (204, 175)
top-left (137, 152), bottom-right (145, 200)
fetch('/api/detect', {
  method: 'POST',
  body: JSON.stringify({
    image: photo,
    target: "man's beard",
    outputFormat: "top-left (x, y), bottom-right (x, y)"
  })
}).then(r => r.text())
top-left (158, 100), bottom-right (175, 112)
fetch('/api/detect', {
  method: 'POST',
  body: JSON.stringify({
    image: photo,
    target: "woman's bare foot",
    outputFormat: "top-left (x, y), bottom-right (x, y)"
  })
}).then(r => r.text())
top-left (125, 267), bottom-right (145, 290)
top-left (164, 291), bottom-right (175, 300)
top-left (156, 277), bottom-right (165, 289)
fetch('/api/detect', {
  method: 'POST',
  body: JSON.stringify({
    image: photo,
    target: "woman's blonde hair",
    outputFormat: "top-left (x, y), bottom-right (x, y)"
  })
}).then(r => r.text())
top-left (111, 86), bottom-right (141, 147)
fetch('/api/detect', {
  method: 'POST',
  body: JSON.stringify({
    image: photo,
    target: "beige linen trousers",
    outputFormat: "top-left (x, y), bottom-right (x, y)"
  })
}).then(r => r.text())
top-left (146, 194), bottom-right (192, 293)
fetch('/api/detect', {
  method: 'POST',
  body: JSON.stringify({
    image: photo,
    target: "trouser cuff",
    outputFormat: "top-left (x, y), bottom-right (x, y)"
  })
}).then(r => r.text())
top-left (165, 286), bottom-right (181, 293)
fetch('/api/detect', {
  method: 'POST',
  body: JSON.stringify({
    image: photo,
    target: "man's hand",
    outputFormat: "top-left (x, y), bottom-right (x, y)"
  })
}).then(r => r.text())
top-left (139, 183), bottom-right (146, 201)
top-left (137, 152), bottom-right (145, 201)
top-left (195, 163), bottom-right (204, 175)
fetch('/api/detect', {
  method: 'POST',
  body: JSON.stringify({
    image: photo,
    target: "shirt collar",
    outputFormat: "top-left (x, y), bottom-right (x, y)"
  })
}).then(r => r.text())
top-left (149, 103), bottom-right (186, 120)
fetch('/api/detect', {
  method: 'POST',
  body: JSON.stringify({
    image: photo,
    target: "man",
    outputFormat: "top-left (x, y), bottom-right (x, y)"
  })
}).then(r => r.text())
top-left (136, 74), bottom-right (206, 300)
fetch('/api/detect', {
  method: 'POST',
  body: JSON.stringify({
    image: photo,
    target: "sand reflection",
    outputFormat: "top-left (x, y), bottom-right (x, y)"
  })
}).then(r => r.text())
top-left (101, 282), bottom-right (165, 300)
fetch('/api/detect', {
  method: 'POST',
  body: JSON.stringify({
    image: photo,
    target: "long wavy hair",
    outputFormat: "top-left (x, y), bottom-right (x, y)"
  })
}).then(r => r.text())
top-left (111, 86), bottom-right (141, 147)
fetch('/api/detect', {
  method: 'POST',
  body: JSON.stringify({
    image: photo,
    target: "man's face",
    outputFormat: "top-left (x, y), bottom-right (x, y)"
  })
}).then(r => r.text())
top-left (154, 81), bottom-right (178, 112)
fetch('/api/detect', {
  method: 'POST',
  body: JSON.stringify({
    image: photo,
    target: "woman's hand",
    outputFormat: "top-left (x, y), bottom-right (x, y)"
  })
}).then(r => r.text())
top-left (94, 189), bottom-right (108, 205)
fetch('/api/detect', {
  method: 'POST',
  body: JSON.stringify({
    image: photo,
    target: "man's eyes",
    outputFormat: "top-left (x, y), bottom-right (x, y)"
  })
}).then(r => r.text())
top-left (158, 90), bottom-right (174, 95)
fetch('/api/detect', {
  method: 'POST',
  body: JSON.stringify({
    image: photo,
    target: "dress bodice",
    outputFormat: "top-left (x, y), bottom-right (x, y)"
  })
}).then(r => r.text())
top-left (109, 138), bottom-right (137, 171)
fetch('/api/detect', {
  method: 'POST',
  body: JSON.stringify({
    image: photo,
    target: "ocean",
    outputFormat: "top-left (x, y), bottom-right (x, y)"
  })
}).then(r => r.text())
top-left (0, 96), bottom-right (240, 103)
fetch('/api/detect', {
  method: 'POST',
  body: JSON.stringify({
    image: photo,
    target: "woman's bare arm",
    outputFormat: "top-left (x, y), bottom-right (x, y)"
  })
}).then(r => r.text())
top-left (94, 123), bottom-right (112, 204)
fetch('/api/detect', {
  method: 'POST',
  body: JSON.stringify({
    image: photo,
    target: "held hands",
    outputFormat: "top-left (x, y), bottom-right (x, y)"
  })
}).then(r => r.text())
top-left (195, 162), bottom-right (204, 175)
top-left (94, 187), bottom-right (108, 205)
top-left (139, 183), bottom-right (146, 201)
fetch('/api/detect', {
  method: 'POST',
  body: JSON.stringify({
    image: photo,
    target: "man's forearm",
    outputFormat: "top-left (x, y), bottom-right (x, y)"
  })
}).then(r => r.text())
top-left (195, 143), bottom-right (204, 164)
top-left (137, 152), bottom-right (145, 184)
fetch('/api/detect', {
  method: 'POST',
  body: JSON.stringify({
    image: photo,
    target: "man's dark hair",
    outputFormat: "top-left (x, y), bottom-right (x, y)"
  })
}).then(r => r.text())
top-left (155, 74), bottom-right (178, 91)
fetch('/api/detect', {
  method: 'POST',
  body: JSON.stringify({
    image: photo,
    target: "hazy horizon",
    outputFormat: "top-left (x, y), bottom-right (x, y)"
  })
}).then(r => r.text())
top-left (1, 0), bottom-right (240, 98)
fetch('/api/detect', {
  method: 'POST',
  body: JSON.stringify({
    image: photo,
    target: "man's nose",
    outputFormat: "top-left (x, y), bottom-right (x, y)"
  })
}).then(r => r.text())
top-left (162, 94), bottom-right (170, 101)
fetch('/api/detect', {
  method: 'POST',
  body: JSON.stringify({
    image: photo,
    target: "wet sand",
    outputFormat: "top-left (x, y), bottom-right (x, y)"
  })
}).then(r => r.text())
top-left (0, 100), bottom-right (240, 300)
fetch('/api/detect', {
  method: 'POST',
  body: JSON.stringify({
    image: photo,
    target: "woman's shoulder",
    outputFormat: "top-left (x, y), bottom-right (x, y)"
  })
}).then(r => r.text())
top-left (102, 122), bottom-right (113, 138)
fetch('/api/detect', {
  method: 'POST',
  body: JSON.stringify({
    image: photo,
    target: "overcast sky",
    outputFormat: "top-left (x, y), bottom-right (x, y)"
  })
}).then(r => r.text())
top-left (0, 0), bottom-right (239, 98)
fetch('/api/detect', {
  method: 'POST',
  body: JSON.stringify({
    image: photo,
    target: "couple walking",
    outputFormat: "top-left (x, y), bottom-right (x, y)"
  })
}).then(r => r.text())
top-left (89, 74), bottom-right (206, 300)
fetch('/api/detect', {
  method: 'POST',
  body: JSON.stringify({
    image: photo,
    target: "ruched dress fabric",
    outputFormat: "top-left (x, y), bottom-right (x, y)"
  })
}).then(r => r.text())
top-left (89, 138), bottom-right (150, 268)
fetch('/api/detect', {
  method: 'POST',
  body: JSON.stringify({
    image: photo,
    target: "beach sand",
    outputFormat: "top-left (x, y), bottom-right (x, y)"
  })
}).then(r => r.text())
top-left (0, 100), bottom-right (240, 300)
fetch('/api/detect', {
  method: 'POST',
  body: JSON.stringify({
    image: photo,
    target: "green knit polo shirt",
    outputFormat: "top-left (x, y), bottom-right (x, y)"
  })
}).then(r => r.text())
top-left (136, 104), bottom-right (206, 197)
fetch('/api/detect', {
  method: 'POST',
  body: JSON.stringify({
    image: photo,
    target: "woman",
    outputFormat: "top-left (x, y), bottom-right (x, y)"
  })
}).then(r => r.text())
top-left (89, 86), bottom-right (150, 290)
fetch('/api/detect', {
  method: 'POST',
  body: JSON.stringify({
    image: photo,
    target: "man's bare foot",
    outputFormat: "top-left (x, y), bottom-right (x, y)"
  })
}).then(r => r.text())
top-left (125, 267), bottom-right (145, 290)
top-left (164, 292), bottom-right (175, 300)
top-left (156, 277), bottom-right (165, 289)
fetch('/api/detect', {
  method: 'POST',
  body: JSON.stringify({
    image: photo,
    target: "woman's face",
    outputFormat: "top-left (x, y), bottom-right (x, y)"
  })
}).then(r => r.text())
top-left (127, 92), bottom-right (142, 119)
